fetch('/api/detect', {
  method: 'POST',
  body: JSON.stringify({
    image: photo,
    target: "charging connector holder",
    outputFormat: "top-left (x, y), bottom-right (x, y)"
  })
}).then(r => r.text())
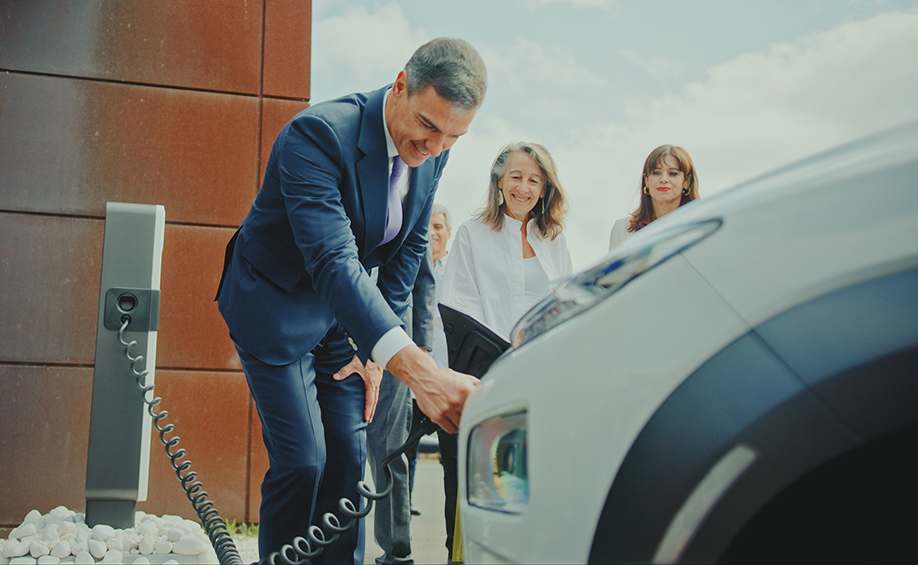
top-left (104, 288), bottom-right (160, 332)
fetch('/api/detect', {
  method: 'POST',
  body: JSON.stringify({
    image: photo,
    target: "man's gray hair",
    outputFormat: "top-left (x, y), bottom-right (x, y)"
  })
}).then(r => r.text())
top-left (405, 38), bottom-right (487, 112)
top-left (431, 203), bottom-right (452, 232)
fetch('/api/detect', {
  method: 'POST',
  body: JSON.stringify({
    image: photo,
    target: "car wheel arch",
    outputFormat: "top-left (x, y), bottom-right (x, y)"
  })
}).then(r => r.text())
top-left (588, 267), bottom-right (918, 564)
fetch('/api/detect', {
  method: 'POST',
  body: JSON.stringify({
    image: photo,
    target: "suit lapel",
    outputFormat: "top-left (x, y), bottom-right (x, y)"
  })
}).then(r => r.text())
top-left (401, 164), bottom-right (434, 243)
top-left (356, 87), bottom-right (390, 256)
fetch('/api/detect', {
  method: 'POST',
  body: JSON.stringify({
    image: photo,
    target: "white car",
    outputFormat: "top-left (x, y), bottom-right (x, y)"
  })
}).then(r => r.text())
top-left (457, 122), bottom-right (918, 564)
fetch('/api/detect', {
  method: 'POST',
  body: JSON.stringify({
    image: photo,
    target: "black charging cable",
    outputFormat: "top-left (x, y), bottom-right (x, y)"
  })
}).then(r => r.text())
top-left (259, 417), bottom-right (440, 565)
top-left (120, 316), bottom-right (441, 564)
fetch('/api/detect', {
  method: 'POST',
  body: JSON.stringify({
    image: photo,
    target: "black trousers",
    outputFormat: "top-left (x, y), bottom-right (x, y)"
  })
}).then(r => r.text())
top-left (437, 429), bottom-right (459, 561)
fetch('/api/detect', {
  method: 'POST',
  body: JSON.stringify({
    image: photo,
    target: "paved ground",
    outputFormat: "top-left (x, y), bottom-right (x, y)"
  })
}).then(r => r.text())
top-left (234, 454), bottom-right (450, 565)
top-left (364, 455), bottom-right (449, 565)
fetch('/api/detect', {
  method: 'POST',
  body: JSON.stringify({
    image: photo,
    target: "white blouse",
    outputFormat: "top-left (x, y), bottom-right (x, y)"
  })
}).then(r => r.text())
top-left (608, 216), bottom-right (632, 252)
top-left (441, 215), bottom-right (573, 341)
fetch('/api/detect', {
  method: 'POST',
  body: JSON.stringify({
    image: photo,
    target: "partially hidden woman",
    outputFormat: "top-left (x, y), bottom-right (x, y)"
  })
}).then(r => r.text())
top-left (442, 141), bottom-right (573, 342)
top-left (609, 144), bottom-right (700, 252)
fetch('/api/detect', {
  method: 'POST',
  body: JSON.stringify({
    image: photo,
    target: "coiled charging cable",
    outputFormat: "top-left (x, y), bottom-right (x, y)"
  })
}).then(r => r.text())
top-left (119, 317), bottom-right (438, 565)
top-left (119, 318), bottom-right (246, 564)
top-left (259, 416), bottom-right (439, 565)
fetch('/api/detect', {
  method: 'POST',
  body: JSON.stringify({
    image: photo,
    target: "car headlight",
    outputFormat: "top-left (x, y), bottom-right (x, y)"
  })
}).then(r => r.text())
top-left (510, 219), bottom-right (721, 349)
top-left (467, 410), bottom-right (528, 513)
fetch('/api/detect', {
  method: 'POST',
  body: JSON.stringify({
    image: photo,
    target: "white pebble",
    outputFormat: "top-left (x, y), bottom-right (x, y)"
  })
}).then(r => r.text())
top-left (162, 561), bottom-right (180, 565)
top-left (3, 541), bottom-right (29, 558)
top-left (50, 507), bottom-right (70, 520)
top-left (105, 538), bottom-right (123, 552)
top-left (153, 540), bottom-right (173, 555)
top-left (57, 523), bottom-right (76, 538)
top-left (138, 536), bottom-right (155, 555)
top-left (101, 549), bottom-right (123, 564)
top-left (166, 529), bottom-right (183, 543)
top-left (9, 525), bottom-right (36, 540)
top-left (39, 526), bottom-right (59, 546)
top-left (23, 511), bottom-right (42, 526)
top-left (70, 541), bottom-right (87, 556)
top-left (37, 557), bottom-right (59, 565)
top-left (49, 542), bottom-right (69, 560)
top-left (136, 522), bottom-right (157, 537)
top-left (27, 544), bottom-right (48, 559)
top-left (41, 517), bottom-right (61, 531)
top-left (197, 547), bottom-right (219, 564)
top-left (91, 525), bottom-right (115, 542)
top-left (172, 535), bottom-right (205, 556)
top-left (10, 557), bottom-right (37, 565)
top-left (74, 550), bottom-right (94, 565)
top-left (133, 558), bottom-right (150, 565)
top-left (89, 539), bottom-right (107, 559)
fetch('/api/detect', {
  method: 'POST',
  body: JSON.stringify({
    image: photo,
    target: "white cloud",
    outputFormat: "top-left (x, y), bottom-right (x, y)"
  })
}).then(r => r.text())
top-left (312, 2), bottom-right (428, 85)
top-left (600, 8), bottom-right (918, 194)
top-left (482, 36), bottom-right (607, 96)
top-left (437, 8), bottom-right (918, 270)
top-left (621, 49), bottom-right (685, 83)
top-left (515, 0), bottom-right (616, 11)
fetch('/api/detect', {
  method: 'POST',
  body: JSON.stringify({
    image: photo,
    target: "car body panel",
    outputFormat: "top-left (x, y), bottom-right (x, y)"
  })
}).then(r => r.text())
top-left (458, 122), bottom-right (918, 564)
top-left (460, 255), bottom-right (749, 564)
top-left (593, 268), bottom-right (918, 563)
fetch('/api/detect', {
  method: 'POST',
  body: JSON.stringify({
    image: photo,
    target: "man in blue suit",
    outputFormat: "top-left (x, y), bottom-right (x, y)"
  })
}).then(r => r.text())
top-left (216, 38), bottom-right (487, 563)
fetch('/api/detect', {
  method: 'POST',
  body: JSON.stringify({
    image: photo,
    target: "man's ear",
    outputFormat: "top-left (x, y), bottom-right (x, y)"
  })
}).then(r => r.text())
top-left (393, 69), bottom-right (410, 96)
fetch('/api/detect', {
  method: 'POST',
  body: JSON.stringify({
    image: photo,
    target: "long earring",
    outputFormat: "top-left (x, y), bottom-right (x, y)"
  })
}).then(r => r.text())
top-left (541, 197), bottom-right (545, 216)
top-left (497, 190), bottom-right (504, 206)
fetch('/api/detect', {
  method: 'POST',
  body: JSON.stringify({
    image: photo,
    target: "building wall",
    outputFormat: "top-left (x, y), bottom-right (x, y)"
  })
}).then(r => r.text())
top-left (0, 0), bottom-right (311, 526)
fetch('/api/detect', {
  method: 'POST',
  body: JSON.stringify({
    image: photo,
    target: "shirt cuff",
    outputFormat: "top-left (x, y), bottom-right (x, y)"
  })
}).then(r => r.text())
top-left (371, 326), bottom-right (415, 369)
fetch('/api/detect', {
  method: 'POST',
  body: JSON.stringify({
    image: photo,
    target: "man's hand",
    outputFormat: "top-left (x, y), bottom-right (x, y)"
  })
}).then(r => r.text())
top-left (386, 346), bottom-right (478, 433)
top-left (333, 355), bottom-right (383, 422)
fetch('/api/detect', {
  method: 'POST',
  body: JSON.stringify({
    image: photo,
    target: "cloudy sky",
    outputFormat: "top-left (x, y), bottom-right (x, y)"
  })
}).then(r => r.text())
top-left (310, 0), bottom-right (918, 270)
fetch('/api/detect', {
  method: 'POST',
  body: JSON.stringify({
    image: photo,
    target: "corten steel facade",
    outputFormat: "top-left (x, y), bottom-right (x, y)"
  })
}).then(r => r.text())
top-left (0, 0), bottom-right (311, 527)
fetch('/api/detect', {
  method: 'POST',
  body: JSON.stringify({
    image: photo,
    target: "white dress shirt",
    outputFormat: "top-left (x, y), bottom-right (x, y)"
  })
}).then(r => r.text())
top-left (441, 215), bottom-right (573, 341)
top-left (371, 88), bottom-right (416, 369)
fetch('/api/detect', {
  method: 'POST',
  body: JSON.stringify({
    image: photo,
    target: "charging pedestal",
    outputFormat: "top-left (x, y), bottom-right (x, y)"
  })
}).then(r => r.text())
top-left (85, 202), bottom-right (165, 529)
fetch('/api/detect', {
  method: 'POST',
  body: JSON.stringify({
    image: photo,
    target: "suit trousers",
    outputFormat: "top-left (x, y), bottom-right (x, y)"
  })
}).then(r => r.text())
top-left (235, 324), bottom-right (367, 565)
top-left (366, 372), bottom-right (414, 564)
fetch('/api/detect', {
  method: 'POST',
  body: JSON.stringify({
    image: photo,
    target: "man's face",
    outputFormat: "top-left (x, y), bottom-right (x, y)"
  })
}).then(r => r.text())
top-left (429, 213), bottom-right (451, 258)
top-left (386, 70), bottom-right (478, 168)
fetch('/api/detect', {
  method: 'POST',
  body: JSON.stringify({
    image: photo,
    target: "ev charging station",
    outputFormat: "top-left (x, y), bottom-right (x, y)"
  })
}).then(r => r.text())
top-left (85, 202), bottom-right (165, 529)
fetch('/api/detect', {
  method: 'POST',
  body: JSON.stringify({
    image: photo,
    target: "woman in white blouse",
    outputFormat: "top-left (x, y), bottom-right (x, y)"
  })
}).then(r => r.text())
top-left (441, 142), bottom-right (572, 341)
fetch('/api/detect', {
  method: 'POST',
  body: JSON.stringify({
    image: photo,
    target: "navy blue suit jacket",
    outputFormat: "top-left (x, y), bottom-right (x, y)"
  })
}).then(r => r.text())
top-left (217, 86), bottom-right (448, 366)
